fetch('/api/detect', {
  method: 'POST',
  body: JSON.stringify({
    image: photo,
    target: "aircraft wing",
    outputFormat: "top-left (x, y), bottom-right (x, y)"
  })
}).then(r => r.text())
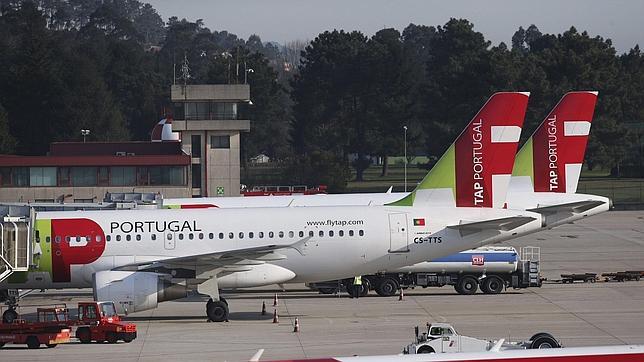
top-left (447, 216), bottom-right (537, 237)
top-left (113, 236), bottom-right (312, 272)
top-left (529, 200), bottom-right (606, 215)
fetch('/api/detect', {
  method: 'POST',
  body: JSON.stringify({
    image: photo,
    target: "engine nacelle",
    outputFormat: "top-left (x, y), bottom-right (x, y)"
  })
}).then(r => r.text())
top-left (93, 271), bottom-right (187, 314)
top-left (218, 264), bottom-right (296, 288)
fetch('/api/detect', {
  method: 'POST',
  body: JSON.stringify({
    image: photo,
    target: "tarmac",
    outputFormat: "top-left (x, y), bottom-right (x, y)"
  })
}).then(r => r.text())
top-left (2, 210), bottom-right (644, 361)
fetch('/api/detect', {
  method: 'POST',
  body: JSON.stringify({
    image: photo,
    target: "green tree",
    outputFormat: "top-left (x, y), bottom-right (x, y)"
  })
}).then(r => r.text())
top-left (0, 103), bottom-right (16, 153)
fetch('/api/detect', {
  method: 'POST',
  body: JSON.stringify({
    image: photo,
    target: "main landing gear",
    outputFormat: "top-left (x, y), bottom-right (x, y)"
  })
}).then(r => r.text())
top-left (206, 297), bottom-right (229, 322)
top-left (1, 289), bottom-right (19, 323)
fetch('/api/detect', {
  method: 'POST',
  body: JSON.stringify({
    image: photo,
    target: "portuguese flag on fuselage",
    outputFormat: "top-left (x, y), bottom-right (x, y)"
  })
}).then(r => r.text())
top-left (413, 218), bottom-right (425, 226)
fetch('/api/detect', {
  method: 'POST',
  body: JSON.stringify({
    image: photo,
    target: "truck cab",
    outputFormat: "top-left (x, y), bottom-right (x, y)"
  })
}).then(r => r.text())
top-left (404, 322), bottom-right (489, 354)
top-left (75, 301), bottom-right (136, 344)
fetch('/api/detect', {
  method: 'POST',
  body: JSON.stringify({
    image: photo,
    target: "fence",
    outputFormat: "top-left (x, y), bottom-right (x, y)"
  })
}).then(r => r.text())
top-left (577, 178), bottom-right (644, 206)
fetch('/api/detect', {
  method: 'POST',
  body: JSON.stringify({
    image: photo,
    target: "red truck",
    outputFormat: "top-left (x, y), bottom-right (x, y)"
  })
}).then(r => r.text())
top-left (0, 301), bottom-right (136, 349)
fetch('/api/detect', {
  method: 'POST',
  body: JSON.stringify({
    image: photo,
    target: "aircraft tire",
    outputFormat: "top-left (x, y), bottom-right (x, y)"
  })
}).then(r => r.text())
top-left (206, 300), bottom-right (229, 322)
top-left (2, 309), bottom-right (18, 324)
top-left (375, 277), bottom-right (399, 297)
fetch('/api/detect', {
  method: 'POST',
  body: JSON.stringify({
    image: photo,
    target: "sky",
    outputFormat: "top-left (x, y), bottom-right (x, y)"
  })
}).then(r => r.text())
top-left (145, 0), bottom-right (644, 53)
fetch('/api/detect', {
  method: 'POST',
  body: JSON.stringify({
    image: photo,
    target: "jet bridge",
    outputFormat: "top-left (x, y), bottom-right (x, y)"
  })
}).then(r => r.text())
top-left (0, 205), bottom-right (33, 284)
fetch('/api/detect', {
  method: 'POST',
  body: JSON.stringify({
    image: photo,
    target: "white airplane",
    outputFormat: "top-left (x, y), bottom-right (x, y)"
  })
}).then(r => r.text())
top-left (1, 92), bottom-right (542, 323)
top-left (262, 344), bottom-right (644, 362)
top-left (164, 91), bottom-right (609, 228)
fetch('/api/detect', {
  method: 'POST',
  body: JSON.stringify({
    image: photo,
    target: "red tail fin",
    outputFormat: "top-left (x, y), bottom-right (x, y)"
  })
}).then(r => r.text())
top-left (530, 91), bottom-right (598, 193)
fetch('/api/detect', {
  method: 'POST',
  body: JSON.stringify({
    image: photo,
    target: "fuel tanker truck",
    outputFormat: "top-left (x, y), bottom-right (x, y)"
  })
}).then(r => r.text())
top-left (309, 246), bottom-right (541, 297)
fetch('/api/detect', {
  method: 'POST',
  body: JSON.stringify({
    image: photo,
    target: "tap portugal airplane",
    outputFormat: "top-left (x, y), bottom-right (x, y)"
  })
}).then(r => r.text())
top-left (164, 91), bottom-right (609, 228)
top-left (0, 92), bottom-right (542, 323)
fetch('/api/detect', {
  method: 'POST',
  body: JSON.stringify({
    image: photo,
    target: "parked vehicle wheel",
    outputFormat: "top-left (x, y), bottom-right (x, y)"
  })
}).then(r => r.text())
top-left (375, 277), bottom-right (399, 297)
top-left (46, 343), bottom-right (58, 348)
top-left (106, 332), bottom-right (118, 344)
top-left (2, 309), bottom-right (18, 324)
top-left (26, 336), bottom-right (40, 349)
top-left (529, 332), bottom-right (560, 349)
top-left (76, 327), bottom-right (92, 344)
top-left (123, 334), bottom-right (135, 343)
top-left (482, 276), bottom-right (505, 294)
top-left (417, 346), bottom-right (435, 353)
top-left (457, 276), bottom-right (478, 295)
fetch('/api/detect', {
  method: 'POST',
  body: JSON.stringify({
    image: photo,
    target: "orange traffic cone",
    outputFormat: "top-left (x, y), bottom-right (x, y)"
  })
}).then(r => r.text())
top-left (399, 288), bottom-right (404, 301)
top-left (261, 301), bottom-right (267, 315)
top-left (273, 293), bottom-right (279, 307)
top-left (293, 318), bottom-right (300, 332)
top-left (272, 309), bottom-right (279, 323)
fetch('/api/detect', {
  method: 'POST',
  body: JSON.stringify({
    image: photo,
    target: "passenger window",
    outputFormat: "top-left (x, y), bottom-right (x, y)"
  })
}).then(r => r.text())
top-left (299, 231), bottom-right (304, 237)
top-left (359, 230), bottom-right (364, 236)
top-left (96, 235), bottom-right (103, 242)
top-left (249, 232), bottom-right (254, 239)
top-left (189, 233), bottom-right (194, 240)
top-left (339, 230), bottom-right (344, 237)
top-left (309, 231), bottom-right (314, 237)
top-left (199, 233), bottom-right (204, 239)
top-left (85, 235), bottom-right (91, 242)
top-left (349, 230), bottom-right (354, 236)
top-left (259, 232), bottom-right (264, 238)
top-left (45, 236), bottom-right (51, 243)
top-left (288, 231), bottom-right (294, 238)
top-left (106, 235), bottom-right (111, 242)
top-left (208, 233), bottom-right (214, 239)
top-left (126, 235), bottom-right (131, 241)
top-left (75, 236), bottom-right (81, 242)
top-left (136, 235), bottom-right (141, 241)
top-left (229, 232), bottom-right (234, 239)
top-left (151, 234), bottom-right (156, 241)
top-left (179, 234), bottom-right (184, 240)
top-left (65, 236), bottom-right (71, 242)
top-left (329, 230), bottom-right (334, 237)
top-left (116, 235), bottom-right (122, 241)
top-left (319, 230), bottom-right (324, 237)
top-left (239, 232), bottom-right (244, 239)
top-left (278, 231), bottom-right (284, 238)
top-left (219, 233), bottom-right (224, 239)
top-left (167, 234), bottom-right (172, 240)
top-left (269, 231), bottom-right (274, 238)
top-left (55, 236), bottom-right (61, 243)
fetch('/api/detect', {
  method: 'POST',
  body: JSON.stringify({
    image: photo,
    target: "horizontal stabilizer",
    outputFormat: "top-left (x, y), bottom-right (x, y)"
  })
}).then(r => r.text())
top-left (447, 216), bottom-right (537, 237)
top-left (529, 200), bottom-right (606, 215)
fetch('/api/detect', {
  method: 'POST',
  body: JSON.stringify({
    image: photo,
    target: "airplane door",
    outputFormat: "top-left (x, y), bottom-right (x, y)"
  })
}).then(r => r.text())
top-left (165, 232), bottom-right (175, 250)
top-left (388, 213), bottom-right (409, 253)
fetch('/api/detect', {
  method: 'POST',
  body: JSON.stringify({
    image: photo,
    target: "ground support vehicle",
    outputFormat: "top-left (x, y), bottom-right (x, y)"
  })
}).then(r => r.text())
top-left (0, 305), bottom-right (71, 349)
top-left (403, 322), bottom-right (560, 354)
top-left (602, 271), bottom-right (642, 282)
top-left (74, 301), bottom-right (137, 344)
top-left (311, 246), bottom-right (541, 297)
top-left (561, 273), bottom-right (598, 283)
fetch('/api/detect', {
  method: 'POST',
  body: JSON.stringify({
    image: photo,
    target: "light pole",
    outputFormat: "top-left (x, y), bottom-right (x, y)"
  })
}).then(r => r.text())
top-left (81, 129), bottom-right (90, 143)
top-left (403, 125), bottom-right (408, 192)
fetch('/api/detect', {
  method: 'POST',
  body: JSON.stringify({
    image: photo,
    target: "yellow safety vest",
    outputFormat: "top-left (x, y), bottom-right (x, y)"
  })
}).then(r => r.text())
top-left (353, 276), bottom-right (362, 285)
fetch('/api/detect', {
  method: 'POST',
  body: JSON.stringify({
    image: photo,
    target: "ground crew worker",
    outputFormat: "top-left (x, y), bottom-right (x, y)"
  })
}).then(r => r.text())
top-left (352, 275), bottom-right (362, 299)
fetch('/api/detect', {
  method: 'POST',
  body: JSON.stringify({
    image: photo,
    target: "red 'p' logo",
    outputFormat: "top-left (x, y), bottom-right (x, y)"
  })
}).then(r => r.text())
top-left (51, 218), bottom-right (106, 283)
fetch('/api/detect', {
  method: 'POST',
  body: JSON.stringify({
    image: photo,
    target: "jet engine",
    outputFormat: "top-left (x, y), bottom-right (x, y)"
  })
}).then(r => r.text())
top-left (93, 271), bottom-right (187, 314)
top-left (217, 263), bottom-right (296, 288)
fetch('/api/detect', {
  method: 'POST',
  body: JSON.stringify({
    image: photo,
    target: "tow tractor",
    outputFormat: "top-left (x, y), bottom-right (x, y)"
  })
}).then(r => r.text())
top-left (403, 322), bottom-right (560, 354)
top-left (0, 301), bottom-right (136, 348)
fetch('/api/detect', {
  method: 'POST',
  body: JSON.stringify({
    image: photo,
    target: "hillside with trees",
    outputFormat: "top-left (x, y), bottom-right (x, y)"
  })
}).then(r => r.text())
top-left (0, 1), bottom-right (642, 189)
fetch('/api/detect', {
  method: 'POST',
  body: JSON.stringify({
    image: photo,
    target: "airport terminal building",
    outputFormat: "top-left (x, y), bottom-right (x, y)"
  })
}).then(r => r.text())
top-left (0, 84), bottom-right (250, 203)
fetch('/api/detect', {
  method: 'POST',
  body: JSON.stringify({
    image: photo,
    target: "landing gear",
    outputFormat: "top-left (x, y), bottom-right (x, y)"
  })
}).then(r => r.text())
top-left (2, 308), bottom-right (18, 324)
top-left (206, 298), bottom-right (229, 322)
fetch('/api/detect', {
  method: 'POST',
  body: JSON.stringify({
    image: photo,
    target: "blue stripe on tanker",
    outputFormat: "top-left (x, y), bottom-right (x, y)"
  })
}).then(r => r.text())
top-left (432, 252), bottom-right (518, 263)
